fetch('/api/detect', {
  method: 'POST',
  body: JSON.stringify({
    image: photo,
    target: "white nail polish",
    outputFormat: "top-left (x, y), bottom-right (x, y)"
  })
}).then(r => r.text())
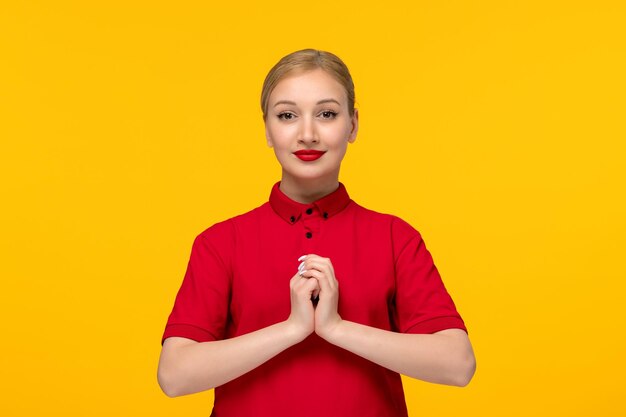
top-left (299, 269), bottom-right (307, 276)
top-left (298, 255), bottom-right (307, 261)
top-left (298, 262), bottom-right (304, 271)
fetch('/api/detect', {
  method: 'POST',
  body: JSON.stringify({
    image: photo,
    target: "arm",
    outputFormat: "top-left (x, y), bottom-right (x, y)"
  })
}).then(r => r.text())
top-left (300, 254), bottom-right (476, 387)
top-left (323, 323), bottom-right (475, 387)
top-left (157, 271), bottom-right (320, 397)
top-left (158, 321), bottom-right (300, 397)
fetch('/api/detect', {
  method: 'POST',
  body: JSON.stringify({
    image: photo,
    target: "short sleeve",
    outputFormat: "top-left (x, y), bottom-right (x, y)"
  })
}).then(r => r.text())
top-left (391, 217), bottom-right (467, 334)
top-left (161, 220), bottom-right (234, 345)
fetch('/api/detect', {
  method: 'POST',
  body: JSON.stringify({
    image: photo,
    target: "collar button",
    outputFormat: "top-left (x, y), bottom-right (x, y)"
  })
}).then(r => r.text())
top-left (290, 216), bottom-right (296, 223)
top-left (305, 208), bottom-right (313, 215)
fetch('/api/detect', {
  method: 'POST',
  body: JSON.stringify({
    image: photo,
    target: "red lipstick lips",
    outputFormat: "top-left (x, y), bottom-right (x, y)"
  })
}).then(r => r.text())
top-left (293, 150), bottom-right (326, 161)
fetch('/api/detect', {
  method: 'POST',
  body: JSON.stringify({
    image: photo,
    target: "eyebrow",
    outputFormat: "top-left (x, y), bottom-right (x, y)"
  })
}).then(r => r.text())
top-left (273, 98), bottom-right (341, 107)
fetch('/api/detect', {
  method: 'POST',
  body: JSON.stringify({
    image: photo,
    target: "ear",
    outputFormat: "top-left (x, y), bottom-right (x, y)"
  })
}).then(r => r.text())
top-left (265, 122), bottom-right (274, 148)
top-left (347, 108), bottom-right (359, 143)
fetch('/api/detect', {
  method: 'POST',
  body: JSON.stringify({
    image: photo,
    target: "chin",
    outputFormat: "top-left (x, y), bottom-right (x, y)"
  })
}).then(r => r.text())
top-left (283, 166), bottom-right (334, 182)
top-left (289, 171), bottom-right (328, 181)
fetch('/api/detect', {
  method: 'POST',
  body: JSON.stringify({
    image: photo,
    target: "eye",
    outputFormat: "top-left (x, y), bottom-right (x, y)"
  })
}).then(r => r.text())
top-left (319, 110), bottom-right (338, 119)
top-left (277, 112), bottom-right (296, 120)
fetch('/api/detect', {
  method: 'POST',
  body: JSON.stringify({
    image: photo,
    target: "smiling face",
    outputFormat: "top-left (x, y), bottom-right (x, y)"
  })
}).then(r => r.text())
top-left (265, 68), bottom-right (359, 187)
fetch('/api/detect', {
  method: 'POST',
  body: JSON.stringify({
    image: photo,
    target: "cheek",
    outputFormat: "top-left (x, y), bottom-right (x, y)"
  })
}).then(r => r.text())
top-left (266, 132), bottom-right (285, 149)
top-left (268, 124), bottom-right (296, 144)
top-left (324, 124), bottom-right (352, 146)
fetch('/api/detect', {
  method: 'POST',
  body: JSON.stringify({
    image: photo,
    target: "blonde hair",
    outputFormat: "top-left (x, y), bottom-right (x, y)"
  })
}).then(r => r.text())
top-left (260, 49), bottom-right (355, 120)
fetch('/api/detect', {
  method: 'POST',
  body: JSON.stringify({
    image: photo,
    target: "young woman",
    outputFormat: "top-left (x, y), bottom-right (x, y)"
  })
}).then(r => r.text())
top-left (158, 49), bottom-right (476, 417)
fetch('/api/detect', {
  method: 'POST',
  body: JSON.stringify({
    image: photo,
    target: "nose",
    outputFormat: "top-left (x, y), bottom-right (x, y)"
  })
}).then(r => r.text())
top-left (298, 115), bottom-right (319, 145)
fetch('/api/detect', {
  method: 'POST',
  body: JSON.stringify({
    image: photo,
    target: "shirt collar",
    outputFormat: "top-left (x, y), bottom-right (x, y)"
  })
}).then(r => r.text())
top-left (269, 181), bottom-right (351, 224)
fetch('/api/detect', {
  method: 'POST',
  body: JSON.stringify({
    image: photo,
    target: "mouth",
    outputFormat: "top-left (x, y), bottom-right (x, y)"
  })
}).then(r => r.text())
top-left (293, 150), bottom-right (326, 161)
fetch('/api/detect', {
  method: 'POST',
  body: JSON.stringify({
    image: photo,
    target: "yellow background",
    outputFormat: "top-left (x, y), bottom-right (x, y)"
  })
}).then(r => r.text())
top-left (1, 1), bottom-right (624, 415)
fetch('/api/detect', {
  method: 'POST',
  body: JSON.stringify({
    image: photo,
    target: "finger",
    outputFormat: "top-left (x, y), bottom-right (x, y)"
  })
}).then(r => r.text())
top-left (303, 255), bottom-right (335, 273)
top-left (298, 254), bottom-right (328, 268)
top-left (294, 270), bottom-right (319, 286)
top-left (293, 273), bottom-right (313, 287)
top-left (297, 254), bottom-right (313, 275)
top-left (301, 276), bottom-right (320, 295)
top-left (298, 254), bottom-right (329, 269)
top-left (302, 260), bottom-right (331, 273)
top-left (314, 268), bottom-right (334, 295)
top-left (302, 273), bottom-right (320, 299)
top-left (301, 255), bottom-right (335, 275)
top-left (291, 273), bottom-right (315, 296)
top-left (291, 271), bottom-right (311, 286)
top-left (301, 261), bottom-right (336, 289)
top-left (299, 268), bottom-right (322, 279)
top-left (289, 273), bottom-right (300, 288)
top-left (301, 269), bottom-right (334, 294)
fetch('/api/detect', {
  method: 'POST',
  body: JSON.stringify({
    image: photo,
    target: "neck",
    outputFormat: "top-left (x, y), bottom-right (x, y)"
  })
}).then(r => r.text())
top-left (279, 173), bottom-right (340, 204)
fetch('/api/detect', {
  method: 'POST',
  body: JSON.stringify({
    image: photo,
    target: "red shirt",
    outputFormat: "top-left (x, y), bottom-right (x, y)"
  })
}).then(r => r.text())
top-left (162, 182), bottom-right (467, 417)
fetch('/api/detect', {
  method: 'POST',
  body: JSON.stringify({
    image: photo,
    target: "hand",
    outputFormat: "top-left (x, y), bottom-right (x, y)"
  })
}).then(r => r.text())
top-left (298, 254), bottom-right (342, 340)
top-left (286, 269), bottom-right (320, 342)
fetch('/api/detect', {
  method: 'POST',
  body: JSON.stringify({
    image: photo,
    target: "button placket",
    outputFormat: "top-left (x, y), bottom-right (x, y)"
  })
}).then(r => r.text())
top-left (301, 206), bottom-right (321, 249)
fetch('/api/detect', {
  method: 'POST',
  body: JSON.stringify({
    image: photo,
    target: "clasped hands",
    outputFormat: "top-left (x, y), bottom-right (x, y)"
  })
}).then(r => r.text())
top-left (287, 254), bottom-right (342, 342)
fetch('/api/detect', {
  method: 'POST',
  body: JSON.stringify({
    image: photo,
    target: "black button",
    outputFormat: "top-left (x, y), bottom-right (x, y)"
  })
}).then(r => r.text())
top-left (290, 216), bottom-right (296, 223)
top-left (323, 212), bottom-right (328, 219)
top-left (305, 232), bottom-right (312, 239)
top-left (306, 208), bottom-right (313, 215)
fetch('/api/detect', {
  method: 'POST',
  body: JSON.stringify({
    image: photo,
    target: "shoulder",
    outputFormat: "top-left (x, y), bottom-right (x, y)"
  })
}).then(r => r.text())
top-left (188, 203), bottom-right (269, 270)
top-left (196, 202), bottom-right (270, 243)
top-left (350, 201), bottom-right (421, 239)
top-left (349, 202), bottom-right (425, 262)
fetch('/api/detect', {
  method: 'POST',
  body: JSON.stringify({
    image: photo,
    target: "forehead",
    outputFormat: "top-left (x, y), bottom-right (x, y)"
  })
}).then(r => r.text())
top-left (269, 69), bottom-right (347, 104)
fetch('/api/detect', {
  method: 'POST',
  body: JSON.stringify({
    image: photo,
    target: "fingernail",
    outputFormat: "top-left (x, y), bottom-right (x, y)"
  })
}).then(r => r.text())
top-left (298, 262), bottom-right (304, 271)
top-left (298, 255), bottom-right (307, 261)
top-left (299, 269), bottom-right (307, 276)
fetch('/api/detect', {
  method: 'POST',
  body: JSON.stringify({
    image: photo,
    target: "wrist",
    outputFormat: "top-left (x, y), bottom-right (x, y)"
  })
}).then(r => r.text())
top-left (317, 318), bottom-right (345, 343)
top-left (282, 318), bottom-right (311, 344)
